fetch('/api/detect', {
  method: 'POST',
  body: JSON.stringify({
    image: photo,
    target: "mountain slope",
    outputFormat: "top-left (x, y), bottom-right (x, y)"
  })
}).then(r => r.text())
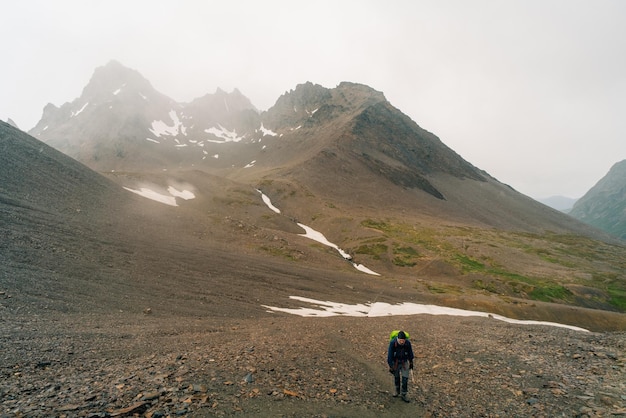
top-left (230, 82), bottom-right (611, 241)
top-left (570, 160), bottom-right (626, 240)
top-left (19, 63), bottom-right (626, 321)
top-left (2, 123), bottom-right (625, 418)
top-left (29, 60), bottom-right (262, 171)
top-left (24, 62), bottom-right (620, 241)
top-left (0, 121), bottom-right (120, 214)
top-left (0, 120), bottom-right (411, 318)
top-left (248, 82), bottom-right (484, 201)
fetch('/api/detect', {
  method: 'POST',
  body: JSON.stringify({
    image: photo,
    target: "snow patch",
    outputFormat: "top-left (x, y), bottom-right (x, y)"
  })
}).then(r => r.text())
top-left (204, 124), bottom-right (244, 143)
top-left (150, 110), bottom-right (183, 137)
top-left (297, 223), bottom-right (352, 260)
top-left (257, 190), bottom-right (280, 214)
top-left (168, 186), bottom-right (195, 200)
top-left (124, 187), bottom-right (177, 206)
top-left (72, 102), bottom-right (89, 117)
top-left (257, 191), bottom-right (379, 275)
top-left (259, 123), bottom-right (278, 137)
top-left (263, 297), bottom-right (590, 332)
top-left (124, 184), bottom-right (195, 206)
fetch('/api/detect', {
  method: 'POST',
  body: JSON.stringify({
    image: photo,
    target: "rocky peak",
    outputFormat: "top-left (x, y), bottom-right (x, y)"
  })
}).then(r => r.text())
top-left (80, 60), bottom-right (156, 103)
top-left (188, 87), bottom-right (257, 115)
top-left (334, 82), bottom-right (386, 107)
top-left (282, 82), bottom-right (332, 108)
top-left (570, 159), bottom-right (626, 240)
top-left (263, 82), bottom-right (387, 131)
top-left (6, 118), bottom-right (19, 129)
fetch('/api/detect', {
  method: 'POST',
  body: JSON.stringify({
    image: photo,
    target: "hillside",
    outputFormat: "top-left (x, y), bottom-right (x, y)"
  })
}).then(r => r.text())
top-left (570, 159), bottom-right (626, 240)
top-left (21, 60), bottom-right (626, 320)
top-left (2, 110), bottom-right (626, 416)
top-left (5, 57), bottom-right (626, 415)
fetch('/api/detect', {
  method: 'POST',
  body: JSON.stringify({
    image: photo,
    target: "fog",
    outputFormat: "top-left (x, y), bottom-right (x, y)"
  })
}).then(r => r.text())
top-left (2, 0), bottom-right (625, 199)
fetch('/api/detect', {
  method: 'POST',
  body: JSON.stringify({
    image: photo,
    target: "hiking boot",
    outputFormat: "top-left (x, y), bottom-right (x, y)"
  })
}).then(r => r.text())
top-left (401, 393), bottom-right (410, 403)
top-left (393, 388), bottom-right (400, 397)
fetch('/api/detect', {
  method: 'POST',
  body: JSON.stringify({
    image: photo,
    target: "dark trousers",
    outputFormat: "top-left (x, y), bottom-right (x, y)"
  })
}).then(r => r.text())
top-left (393, 360), bottom-right (409, 395)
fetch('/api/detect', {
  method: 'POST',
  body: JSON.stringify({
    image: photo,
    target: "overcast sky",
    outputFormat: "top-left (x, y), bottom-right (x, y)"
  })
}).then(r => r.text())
top-left (2, 1), bottom-right (625, 199)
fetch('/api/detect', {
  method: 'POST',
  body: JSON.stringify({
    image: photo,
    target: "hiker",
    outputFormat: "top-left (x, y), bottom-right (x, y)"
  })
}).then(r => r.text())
top-left (387, 330), bottom-right (414, 402)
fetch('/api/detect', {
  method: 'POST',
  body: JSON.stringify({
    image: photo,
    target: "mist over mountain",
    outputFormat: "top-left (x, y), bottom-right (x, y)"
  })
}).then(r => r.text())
top-left (537, 195), bottom-right (578, 212)
top-left (10, 60), bottom-right (625, 323)
top-left (570, 159), bottom-right (626, 240)
top-left (29, 60), bottom-right (259, 171)
top-left (30, 61), bottom-right (612, 240)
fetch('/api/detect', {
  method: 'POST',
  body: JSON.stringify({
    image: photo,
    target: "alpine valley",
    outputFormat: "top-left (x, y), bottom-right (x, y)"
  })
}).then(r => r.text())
top-left (1, 60), bottom-right (624, 417)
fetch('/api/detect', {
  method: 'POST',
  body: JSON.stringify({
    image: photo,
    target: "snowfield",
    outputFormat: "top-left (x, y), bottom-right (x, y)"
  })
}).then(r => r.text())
top-left (264, 296), bottom-right (590, 332)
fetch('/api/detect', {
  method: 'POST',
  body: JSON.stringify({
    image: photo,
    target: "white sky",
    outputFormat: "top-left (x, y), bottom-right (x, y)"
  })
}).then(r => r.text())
top-left (2, 1), bottom-right (625, 199)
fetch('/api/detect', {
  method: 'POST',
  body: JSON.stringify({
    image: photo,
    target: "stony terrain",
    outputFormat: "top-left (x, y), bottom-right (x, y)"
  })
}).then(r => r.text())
top-left (2, 110), bottom-right (625, 417)
top-left (1, 308), bottom-right (625, 417)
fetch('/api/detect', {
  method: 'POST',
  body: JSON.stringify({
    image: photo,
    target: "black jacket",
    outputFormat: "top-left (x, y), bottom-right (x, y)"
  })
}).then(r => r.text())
top-left (387, 337), bottom-right (414, 368)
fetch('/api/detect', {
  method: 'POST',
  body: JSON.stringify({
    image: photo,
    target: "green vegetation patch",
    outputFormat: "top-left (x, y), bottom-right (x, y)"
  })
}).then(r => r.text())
top-left (392, 245), bottom-right (419, 267)
top-left (473, 279), bottom-right (498, 293)
top-left (427, 283), bottom-right (463, 295)
top-left (358, 219), bottom-right (626, 311)
top-left (607, 285), bottom-right (626, 312)
top-left (361, 219), bottom-right (391, 232)
top-left (455, 254), bottom-right (485, 273)
top-left (354, 243), bottom-right (388, 260)
top-left (529, 283), bottom-right (573, 303)
top-left (260, 246), bottom-right (300, 261)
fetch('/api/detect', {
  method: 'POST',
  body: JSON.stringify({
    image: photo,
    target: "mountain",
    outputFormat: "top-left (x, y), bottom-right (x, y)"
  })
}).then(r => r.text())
top-left (29, 63), bottom-right (613, 237)
top-left (0, 118), bottom-right (361, 316)
top-left (18, 61), bottom-right (626, 324)
top-left (5, 58), bottom-right (626, 415)
top-left (2, 120), bottom-right (626, 417)
top-left (6, 117), bottom-right (19, 129)
top-left (29, 60), bottom-right (261, 171)
top-left (570, 160), bottom-right (626, 240)
top-left (537, 195), bottom-right (578, 212)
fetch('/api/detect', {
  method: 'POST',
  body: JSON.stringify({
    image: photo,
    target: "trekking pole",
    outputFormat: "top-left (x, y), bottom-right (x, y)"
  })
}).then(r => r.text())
top-left (410, 369), bottom-right (415, 384)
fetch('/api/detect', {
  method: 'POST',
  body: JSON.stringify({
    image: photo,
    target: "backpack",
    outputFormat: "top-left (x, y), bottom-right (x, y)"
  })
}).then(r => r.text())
top-left (389, 330), bottom-right (410, 342)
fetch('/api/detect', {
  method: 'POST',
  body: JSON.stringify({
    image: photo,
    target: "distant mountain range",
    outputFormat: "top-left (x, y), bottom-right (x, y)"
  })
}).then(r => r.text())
top-left (28, 60), bottom-right (610, 237)
top-left (570, 160), bottom-right (626, 240)
top-left (537, 196), bottom-right (578, 212)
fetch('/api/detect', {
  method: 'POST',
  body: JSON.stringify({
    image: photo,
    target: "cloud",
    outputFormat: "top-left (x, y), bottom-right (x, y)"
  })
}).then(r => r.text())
top-left (1, 0), bottom-right (625, 198)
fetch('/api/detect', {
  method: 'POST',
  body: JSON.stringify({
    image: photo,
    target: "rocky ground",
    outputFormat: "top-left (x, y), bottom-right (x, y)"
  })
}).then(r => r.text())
top-left (2, 121), bottom-right (625, 417)
top-left (1, 308), bottom-right (624, 417)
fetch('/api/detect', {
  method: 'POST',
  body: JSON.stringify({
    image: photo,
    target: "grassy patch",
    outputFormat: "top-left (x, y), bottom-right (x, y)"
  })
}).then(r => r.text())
top-left (354, 243), bottom-right (388, 260)
top-left (529, 284), bottom-right (573, 303)
top-left (361, 219), bottom-right (391, 232)
top-left (455, 254), bottom-right (485, 272)
top-left (358, 219), bottom-right (626, 311)
top-left (473, 279), bottom-right (498, 293)
top-left (260, 246), bottom-right (300, 261)
top-left (427, 283), bottom-right (463, 295)
top-left (607, 284), bottom-right (626, 310)
top-left (392, 246), bottom-right (419, 267)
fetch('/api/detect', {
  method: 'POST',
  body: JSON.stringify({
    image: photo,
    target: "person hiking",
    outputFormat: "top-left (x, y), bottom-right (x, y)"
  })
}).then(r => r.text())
top-left (387, 330), bottom-right (414, 402)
